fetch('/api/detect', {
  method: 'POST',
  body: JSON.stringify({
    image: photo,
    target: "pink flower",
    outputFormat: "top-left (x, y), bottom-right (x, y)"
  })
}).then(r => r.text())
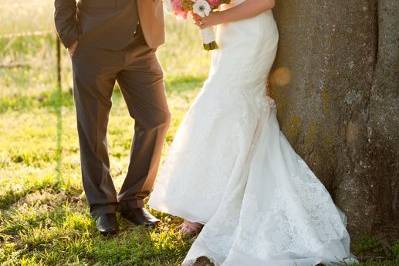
top-left (207, 0), bottom-right (221, 8)
top-left (171, 0), bottom-right (189, 18)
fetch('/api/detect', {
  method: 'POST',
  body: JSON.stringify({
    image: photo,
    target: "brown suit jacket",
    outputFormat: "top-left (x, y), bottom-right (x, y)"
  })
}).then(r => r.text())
top-left (54, 0), bottom-right (165, 50)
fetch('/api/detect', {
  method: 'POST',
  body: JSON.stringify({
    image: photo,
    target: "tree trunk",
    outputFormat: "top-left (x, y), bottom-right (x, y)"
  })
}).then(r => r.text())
top-left (270, 0), bottom-right (399, 236)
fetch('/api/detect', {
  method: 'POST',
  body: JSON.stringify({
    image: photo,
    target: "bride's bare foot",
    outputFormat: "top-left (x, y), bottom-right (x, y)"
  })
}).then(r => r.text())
top-left (179, 220), bottom-right (202, 236)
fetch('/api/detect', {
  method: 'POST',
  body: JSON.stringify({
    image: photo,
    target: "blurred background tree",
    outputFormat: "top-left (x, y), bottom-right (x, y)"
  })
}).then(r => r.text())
top-left (271, 0), bottom-right (399, 238)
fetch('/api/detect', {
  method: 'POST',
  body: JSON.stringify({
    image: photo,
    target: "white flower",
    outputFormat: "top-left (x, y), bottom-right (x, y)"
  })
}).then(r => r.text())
top-left (193, 0), bottom-right (212, 18)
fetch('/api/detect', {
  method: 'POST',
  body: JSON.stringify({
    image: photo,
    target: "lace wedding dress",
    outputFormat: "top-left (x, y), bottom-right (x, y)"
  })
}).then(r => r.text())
top-left (149, 1), bottom-right (356, 265)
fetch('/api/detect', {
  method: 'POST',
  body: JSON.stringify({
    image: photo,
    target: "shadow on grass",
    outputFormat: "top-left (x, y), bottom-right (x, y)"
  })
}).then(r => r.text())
top-left (1, 186), bottom-right (191, 265)
top-left (91, 221), bottom-right (191, 266)
top-left (0, 177), bottom-right (61, 210)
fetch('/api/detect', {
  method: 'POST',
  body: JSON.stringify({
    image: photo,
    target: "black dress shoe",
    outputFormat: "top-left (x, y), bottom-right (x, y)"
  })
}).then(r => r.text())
top-left (95, 213), bottom-right (118, 236)
top-left (120, 208), bottom-right (160, 227)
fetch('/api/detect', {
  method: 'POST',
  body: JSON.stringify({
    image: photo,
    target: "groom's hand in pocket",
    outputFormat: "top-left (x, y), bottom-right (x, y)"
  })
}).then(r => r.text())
top-left (68, 41), bottom-right (78, 58)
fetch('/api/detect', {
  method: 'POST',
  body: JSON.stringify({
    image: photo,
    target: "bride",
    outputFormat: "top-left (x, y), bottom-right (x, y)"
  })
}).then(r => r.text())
top-left (149, 0), bottom-right (356, 265)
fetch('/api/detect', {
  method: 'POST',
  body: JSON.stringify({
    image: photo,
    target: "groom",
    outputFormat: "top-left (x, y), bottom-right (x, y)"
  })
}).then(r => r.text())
top-left (54, 0), bottom-right (170, 235)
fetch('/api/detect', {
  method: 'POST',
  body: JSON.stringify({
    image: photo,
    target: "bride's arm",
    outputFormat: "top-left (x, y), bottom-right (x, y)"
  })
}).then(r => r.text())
top-left (195, 0), bottom-right (275, 29)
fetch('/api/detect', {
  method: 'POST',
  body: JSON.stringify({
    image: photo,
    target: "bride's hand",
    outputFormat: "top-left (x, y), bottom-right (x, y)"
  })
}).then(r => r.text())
top-left (194, 12), bottom-right (223, 29)
top-left (194, 0), bottom-right (275, 29)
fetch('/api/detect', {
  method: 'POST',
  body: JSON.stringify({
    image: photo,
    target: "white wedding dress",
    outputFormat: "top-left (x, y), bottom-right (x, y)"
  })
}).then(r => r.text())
top-left (149, 1), bottom-right (356, 265)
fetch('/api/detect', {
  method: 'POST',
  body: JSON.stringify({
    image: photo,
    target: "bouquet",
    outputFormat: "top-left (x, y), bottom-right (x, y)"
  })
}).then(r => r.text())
top-left (167, 0), bottom-right (231, 50)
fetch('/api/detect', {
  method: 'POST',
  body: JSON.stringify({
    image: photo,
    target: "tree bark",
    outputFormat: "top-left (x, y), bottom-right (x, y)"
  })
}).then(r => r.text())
top-left (270, 0), bottom-right (399, 236)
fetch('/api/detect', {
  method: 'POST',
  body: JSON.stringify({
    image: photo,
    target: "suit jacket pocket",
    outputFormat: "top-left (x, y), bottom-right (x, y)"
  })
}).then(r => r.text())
top-left (82, 0), bottom-right (116, 8)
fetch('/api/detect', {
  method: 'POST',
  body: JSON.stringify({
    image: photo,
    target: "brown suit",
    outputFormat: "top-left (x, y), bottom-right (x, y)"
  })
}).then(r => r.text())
top-left (54, 0), bottom-right (170, 217)
top-left (55, 0), bottom-right (164, 49)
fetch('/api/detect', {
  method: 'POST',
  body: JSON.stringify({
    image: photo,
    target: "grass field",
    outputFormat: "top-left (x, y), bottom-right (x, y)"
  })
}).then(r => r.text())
top-left (1, 1), bottom-right (398, 265)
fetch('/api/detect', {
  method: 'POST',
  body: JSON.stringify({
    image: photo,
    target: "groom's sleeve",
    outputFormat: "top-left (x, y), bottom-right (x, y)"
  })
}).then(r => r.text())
top-left (54, 0), bottom-right (79, 48)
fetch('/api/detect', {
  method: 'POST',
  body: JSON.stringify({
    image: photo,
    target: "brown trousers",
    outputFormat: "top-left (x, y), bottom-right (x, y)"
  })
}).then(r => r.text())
top-left (71, 27), bottom-right (170, 218)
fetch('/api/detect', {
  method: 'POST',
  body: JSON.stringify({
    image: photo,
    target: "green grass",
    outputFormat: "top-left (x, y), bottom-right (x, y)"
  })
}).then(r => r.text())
top-left (1, 1), bottom-right (398, 265)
